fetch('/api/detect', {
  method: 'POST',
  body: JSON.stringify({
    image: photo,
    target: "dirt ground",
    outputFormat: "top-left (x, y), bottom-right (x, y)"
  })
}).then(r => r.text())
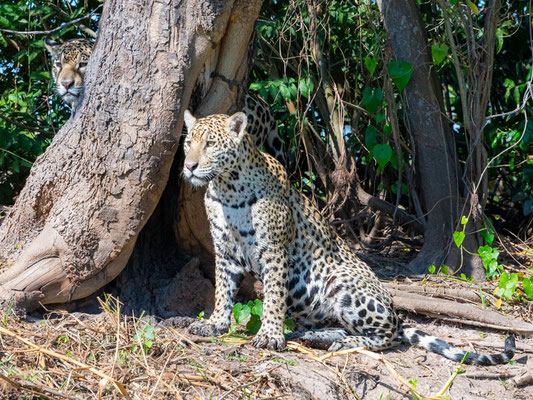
top-left (0, 298), bottom-right (531, 400)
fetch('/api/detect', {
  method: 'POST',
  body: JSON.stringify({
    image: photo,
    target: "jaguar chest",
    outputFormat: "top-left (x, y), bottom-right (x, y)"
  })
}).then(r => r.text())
top-left (205, 186), bottom-right (264, 277)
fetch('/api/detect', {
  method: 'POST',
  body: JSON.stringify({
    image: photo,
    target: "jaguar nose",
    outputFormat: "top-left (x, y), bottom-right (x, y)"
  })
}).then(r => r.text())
top-left (185, 161), bottom-right (198, 172)
top-left (61, 80), bottom-right (74, 89)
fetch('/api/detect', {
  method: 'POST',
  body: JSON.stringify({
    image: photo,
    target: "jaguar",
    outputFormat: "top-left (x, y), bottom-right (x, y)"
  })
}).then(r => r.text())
top-left (182, 109), bottom-right (515, 365)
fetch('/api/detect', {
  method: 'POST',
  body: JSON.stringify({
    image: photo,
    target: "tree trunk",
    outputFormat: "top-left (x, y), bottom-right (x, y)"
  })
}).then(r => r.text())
top-left (0, 0), bottom-right (261, 316)
top-left (377, 0), bottom-right (485, 280)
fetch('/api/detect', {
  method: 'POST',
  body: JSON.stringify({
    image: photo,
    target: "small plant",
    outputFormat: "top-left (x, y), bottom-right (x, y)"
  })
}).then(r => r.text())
top-left (57, 335), bottom-right (70, 344)
top-left (196, 311), bottom-right (205, 320)
top-left (272, 358), bottom-right (296, 366)
top-left (1, 298), bottom-right (13, 326)
top-left (227, 350), bottom-right (248, 362)
top-left (459, 273), bottom-right (474, 283)
top-left (453, 215), bottom-right (533, 302)
top-left (427, 263), bottom-right (448, 275)
top-left (231, 299), bottom-right (295, 336)
top-left (478, 245), bottom-right (503, 279)
top-left (408, 378), bottom-right (418, 389)
top-left (133, 322), bottom-right (155, 354)
top-left (233, 299), bottom-right (263, 334)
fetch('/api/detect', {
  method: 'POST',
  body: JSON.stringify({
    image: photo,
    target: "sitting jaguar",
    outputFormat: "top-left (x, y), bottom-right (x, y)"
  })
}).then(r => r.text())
top-left (44, 36), bottom-right (286, 166)
top-left (182, 110), bottom-right (515, 365)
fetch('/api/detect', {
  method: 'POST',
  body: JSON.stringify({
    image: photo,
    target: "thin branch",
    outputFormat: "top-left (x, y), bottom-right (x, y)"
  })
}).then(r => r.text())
top-left (48, 3), bottom-right (98, 38)
top-left (0, 113), bottom-right (55, 136)
top-left (0, 5), bottom-right (102, 35)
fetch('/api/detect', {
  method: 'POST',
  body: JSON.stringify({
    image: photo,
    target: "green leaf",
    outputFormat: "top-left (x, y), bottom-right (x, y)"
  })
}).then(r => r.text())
top-left (428, 264), bottom-right (436, 274)
top-left (373, 144), bottom-right (392, 169)
top-left (441, 264), bottom-right (449, 275)
top-left (144, 325), bottom-right (155, 340)
top-left (233, 303), bottom-right (242, 322)
top-left (431, 44), bottom-right (448, 66)
top-left (233, 303), bottom-right (251, 325)
top-left (365, 125), bottom-right (377, 150)
top-left (251, 299), bottom-right (263, 317)
top-left (298, 80), bottom-right (309, 98)
top-left (246, 314), bottom-right (262, 334)
top-left (481, 229), bottom-right (495, 244)
top-left (387, 61), bottom-right (413, 92)
top-left (460, 216), bottom-right (468, 225)
top-left (362, 87), bottom-right (383, 116)
top-left (453, 231), bottom-right (465, 248)
top-left (364, 56), bottom-right (377, 76)
top-left (479, 245), bottom-right (500, 279)
top-left (523, 279), bottom-right (533, 300)
top-left (498, 272), bottom-right (518, 300)
top-left (495, 28), bottom-right (504, 54)
top-left (284, 318), bottom-right (295, 334)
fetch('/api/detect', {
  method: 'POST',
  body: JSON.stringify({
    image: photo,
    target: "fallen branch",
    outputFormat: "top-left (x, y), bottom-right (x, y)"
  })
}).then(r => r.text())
top-left (390, 291), bottom-right (533, 335)
top-left (464, 371), bottom-right (520, 380)
top-left (384, 283), bottom-right (483, 304)
top-left (356, 182), bottom-right (425, 234)
top-left (510, 371), bottom-right (533, 387)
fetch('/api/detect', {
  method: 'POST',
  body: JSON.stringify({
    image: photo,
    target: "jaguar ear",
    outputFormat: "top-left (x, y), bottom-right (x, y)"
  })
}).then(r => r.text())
top-left (227, 112), bottom-right (247, 141)
top-left (44, 37), bottom-right (60, 56)
top-left (184, 110), bottom-right (196, 132)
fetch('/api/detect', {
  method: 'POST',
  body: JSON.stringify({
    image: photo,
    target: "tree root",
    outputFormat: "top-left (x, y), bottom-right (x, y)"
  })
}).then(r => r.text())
top-left (389, 290), bottom-right (533, 335)
top-left (384, 283), bottom-right (484, 304)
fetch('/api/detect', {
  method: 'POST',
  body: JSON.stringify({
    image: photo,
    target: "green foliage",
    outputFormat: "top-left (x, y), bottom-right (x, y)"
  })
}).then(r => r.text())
top-left (431, 43), bottom-right (449, 66)
top-left (372, 143), bottom-right (392, 169)
top-left (452, 231), bottom-right (465, 248)
top-left (233, 299), bottom-right (263, 334)
top-left (362, 87), bottom-right (384, 116)
top-left (0, 1), bottom-right (101, 204)
top-left (387, 61), bottom-right (413, 92)
top-left (133, 322), bottom-right (155, 354)
top-left (497, 272), bottom-right (518, 300)
top-left (364, 56), bottom-right (377, 76)
top-left (478, 245), bottom-right (502, 279)
top-left (232, 299), bottom-right (294, 336)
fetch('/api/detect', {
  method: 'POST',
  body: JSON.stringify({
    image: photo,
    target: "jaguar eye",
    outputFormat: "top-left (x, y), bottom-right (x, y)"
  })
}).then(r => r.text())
top-left (205, 140), bottom-right (215, 148)
top-left (79, 61), bottom-right (87, 68)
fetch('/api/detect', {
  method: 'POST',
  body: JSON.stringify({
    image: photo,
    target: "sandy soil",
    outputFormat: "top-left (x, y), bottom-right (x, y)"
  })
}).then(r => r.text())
top-left (0, 302), bottom-right (531, 400)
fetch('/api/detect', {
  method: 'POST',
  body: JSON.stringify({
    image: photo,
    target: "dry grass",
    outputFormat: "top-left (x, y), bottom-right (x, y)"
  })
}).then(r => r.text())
top-left (0, 292), bottom-right (532, 400)
top-left (0, 295), bottom-right (303, 400)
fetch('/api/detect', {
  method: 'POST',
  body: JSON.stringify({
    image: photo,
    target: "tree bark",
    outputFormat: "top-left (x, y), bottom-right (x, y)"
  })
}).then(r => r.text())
top-left (0, 0), bottom-right (260, 315)
top-left (377, 0), bottom-right (485, 279)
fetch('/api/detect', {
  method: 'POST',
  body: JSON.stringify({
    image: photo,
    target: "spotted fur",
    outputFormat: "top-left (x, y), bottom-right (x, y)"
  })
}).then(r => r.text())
top-left (44, 37), bottom-right (93, 107)
top-left (243, 93), bottom-right (286, 166)
top-left (182, 110), bottom-right (515, 366)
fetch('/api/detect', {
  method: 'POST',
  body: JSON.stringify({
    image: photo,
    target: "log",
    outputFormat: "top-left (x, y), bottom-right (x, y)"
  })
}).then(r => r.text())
top-left (384, 282), bottom-right (484, 304)
top-left (390, 290), bottom-right (533, 336)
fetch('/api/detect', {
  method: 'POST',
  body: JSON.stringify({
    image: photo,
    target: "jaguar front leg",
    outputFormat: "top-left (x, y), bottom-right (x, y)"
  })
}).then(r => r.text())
top-left (189, 256), bottom-right (244, 337)
top-left (251, 248), bottom-right (289, 350)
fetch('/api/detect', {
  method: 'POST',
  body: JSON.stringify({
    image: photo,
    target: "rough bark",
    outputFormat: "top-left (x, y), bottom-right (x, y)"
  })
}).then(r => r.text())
top-left (0, 0), bottom-right (248, 315)
top-left (116, 0), bottom-right (262, 314)
top-left (174, 0), bottom-right (262, 258)
top-left (377, 0), bottom-right (485, 280)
